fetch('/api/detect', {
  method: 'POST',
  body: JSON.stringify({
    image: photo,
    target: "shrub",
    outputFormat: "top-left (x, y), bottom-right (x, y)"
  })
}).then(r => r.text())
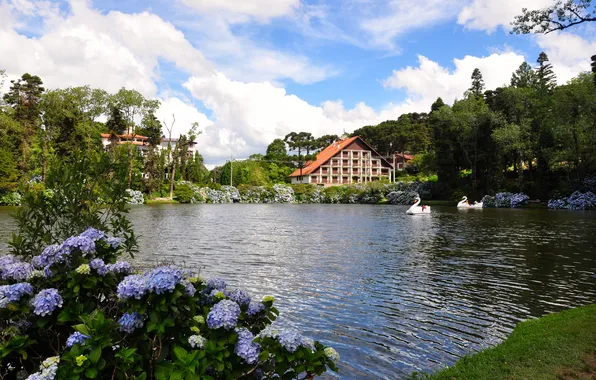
top-left (548, 191), bottom-right (596, 210)
top-left (482, 192), bottom-right (529, 208)
top-left (125, 189), bottom-right (145, 205)
top-left (0, 191), bottom-right (21, 206)
top-left (0, 230), bottom-right (339, 379)
top-left (174, 184), bottom-right (195, 204)
top-left (387, 191), bottom-right (419, 205)
top-left (9, 153), bottom-right (137, 259)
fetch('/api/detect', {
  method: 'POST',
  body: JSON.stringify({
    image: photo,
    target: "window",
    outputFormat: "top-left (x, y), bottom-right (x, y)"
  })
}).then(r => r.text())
top-left (311, 176), bottom-right (317, 183)
top-left (343, 160), bottom-right (348, 165)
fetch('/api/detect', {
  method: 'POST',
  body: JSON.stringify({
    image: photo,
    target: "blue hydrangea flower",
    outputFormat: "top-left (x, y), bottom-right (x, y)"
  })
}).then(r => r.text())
top-left (146, 266), bottom-right (183, 294)
top-left (182, 280), bottom-right (196, 297)
top-left (89, 259), bottom-right (108, 276)
top-left (62, 235), bottom-right (96, 255)
top-left (66, 332), bottom-right (90, 347)
top-left (118, 312), bottom-right (144, 334)
top-left (258, 325), bottom-right (279, 339)
top-left (207, 299), bottom-right (241, 330)
top-left (188, 334), bottom-right (206, 349)
top-left (43, 266), bottom-right (53, 278)
top-left (235, 328), bottom-right (260, 364)
top-left (107, 237), bottom-right (123, 249)
top-left (278, 328), bottom-right (304, 353)
top-left (206, 277), bottom-right (226, 291)
top-left (0, 254), bottom-right (18, 267)
top-left (301, 337), bottom-right (316, 351)
top-left (32, 245), bottom-right (60, 269)
top-left (32, 289), bottom-right (63, 316)
top-left (0, 283), bottom-right (34, 307)
top-left (247, 301), bottom-right (265, 316)
top-left (229, 289), bottom-right (251, 307)
top-left (117, 275), bottom-right (147, 300)
top-left (26, 356), bottom-right (59, 380)
top-left (80, 228), bottom-right (106, 241)
top-left (107, 261), bottom-right (132, 275)
top-left (1, 262), bottom-right (34, 281)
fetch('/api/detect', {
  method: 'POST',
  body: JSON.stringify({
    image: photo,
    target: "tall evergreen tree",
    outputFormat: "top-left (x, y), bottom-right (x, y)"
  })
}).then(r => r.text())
top-left (430, 97), bottom-right (445, 113)
top-left (535, 52), bottom-right (557, 91)
top-left (511, 62), bottom-right (537, 88)
top-left (469, 68), bottom-right (485, 98)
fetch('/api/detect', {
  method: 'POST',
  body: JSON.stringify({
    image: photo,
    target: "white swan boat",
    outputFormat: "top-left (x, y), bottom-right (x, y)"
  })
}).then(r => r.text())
top-left (406, 197), bottom-right (431, 215)
top-left (457, 196), bottom-right (483, 209)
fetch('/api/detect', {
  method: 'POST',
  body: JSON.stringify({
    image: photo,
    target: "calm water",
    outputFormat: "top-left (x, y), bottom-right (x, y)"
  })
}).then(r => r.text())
top-left (1, 205), bottom-right (596, 379)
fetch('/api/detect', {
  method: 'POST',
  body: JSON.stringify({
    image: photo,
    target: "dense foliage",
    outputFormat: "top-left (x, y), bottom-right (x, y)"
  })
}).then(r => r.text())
top-left (0, 230), bottom-right (339, 379)
top-left (481, 193), bottom-right (530, 208)
top-left (173, 182), bottom-right (429, 205)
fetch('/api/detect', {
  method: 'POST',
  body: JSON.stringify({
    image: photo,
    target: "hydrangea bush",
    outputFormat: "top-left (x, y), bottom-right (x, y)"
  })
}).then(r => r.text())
top-left (481, 192), bottom-right (529, 208)
top-left (0, 192), bottom-right (22, 206)
top-left (0, 229), bottom-right (338, 379)
top-left (125, 189), bottom-right (145, 205)
top-left (548, 191), bottom-right (596, 210)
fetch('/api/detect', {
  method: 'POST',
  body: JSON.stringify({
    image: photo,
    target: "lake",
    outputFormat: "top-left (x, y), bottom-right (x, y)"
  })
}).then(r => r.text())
top-left (1, 204), bottom-right (595, 379)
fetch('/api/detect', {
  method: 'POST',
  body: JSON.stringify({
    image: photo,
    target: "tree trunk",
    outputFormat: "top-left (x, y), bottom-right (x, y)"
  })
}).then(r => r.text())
top-left (127, 145), bottom-right (134, 189)
top-left (169, 160), bottom-right (177, 200)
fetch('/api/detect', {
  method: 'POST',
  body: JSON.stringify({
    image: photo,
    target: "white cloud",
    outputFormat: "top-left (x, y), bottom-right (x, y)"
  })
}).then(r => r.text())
top-left (383, 52), bottom-right (525, 105)
top-left (457, 0), bottom-right (552, 32)
top-left (182, 72), bottom-right (386, 163)
top-left (179, 0), bottom-right (300, 22)
top-left (155, 97), bottom-right (213, 140)
top-left (360, 0), bottom-right (464, 49)
top-left (536, 32), bottom-right (596, 84)
top-left (0, 0), bottom-right (213, 96)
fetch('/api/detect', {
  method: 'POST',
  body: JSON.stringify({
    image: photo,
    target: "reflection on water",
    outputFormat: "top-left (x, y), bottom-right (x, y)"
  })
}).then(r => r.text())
top-left (1, 205), bottom-right (595, 378)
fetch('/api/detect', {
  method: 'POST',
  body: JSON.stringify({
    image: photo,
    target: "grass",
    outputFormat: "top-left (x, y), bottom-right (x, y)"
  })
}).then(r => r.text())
top-left (417, 304), bottom-right (596, 380)
top-left (145, 198), bottom-right (179, 205)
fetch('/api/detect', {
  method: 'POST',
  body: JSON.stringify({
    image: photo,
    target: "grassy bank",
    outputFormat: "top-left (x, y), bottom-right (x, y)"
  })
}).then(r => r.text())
top-left (145, 198), bottom-right (179, 205)
top-left (419, 304), bottom-right (596, 379)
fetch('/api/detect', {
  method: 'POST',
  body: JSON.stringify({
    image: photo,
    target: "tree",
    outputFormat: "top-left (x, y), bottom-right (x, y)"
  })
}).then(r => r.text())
top-left (511, 62), bottom-right (537, 88)
top-left (284, 132), bottom-right (314, 176)
top-left (317, 134), bottom-right (340, 149)
top-left (430, 97), bottom-right (446, 113)
top-left (469, 68), bottom-right (485, 98)
top-left (265, 138), bottom-right (287, 162)
top-left (536, 52), bottom-right (557, 92)
top-left (512, 0), bottom-right (595, 34)
top-left (141, 112), bottom-right (164, 198)
top-left (105, 106), bottom-right (127, 138)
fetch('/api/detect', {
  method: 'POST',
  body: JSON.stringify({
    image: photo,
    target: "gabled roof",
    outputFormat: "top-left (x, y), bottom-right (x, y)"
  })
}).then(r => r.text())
top-left (289, 136), bottom-right (393, 177)
top-left (396, 152), bottom-right (415, 161)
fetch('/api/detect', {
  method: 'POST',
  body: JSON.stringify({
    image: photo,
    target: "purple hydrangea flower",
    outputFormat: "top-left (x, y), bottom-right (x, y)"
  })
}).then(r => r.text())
top-left (117, 275), bottom-right (147, 300)
top-left (118, 312), bottom-right (144, 334)
top-left (66, 332), bottom-right (90, 347)
top-left (1, 262), bottom-right (34, 281)
top-left (0, 283), bottom-right (34, 307)
top-left (206, 277), bottom-right (226, 291)
top-left (146, 266), bottom-right (183, 294)
top-left (43, 266), bottom-right (53, 278)
top-left (32, 289), bottom-right (63, 316)
top-left (247, 301), bottom-right (265, 316)
top-left (188, 334), bottom-right (206, 349)
top-left (107, 237), bottom-right (123, 249)
top-left (278, 328), bottom-right (304, 353)
top-left (32, 245), bottom-right (60, 269)
top-left (207, 299), bottom-right (241, 330)
top-left (107, 261), bottom-right (132, 275)
top-left (229, 289), bottom-right (251, 307)
top-left (80, 228), bottom-right (106, 241)
top-left (235, 328), bottom-right (260, 364)
top-left (89, 259), bottom-right (108, 276)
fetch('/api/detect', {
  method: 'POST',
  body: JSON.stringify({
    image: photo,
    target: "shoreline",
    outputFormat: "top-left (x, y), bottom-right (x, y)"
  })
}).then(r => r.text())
top-left (417, 304), bottom-right (596, 379)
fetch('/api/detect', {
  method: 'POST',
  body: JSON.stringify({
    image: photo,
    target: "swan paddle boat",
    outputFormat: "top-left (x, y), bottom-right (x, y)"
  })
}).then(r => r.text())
top-left (406, 197), bottom-right (431, 215)
top-left (457, 196), bottom-right (483, 209)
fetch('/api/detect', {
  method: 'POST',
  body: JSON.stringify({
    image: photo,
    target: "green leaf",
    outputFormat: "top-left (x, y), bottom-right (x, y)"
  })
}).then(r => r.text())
top-left (173, 346), bottom-right (188, 362)
top-left (85, 368), bottom-right (98, 378)
top-left (258, 350), bottom-right (269, 362)
top-left (89, 347), bottom-right (101, 364)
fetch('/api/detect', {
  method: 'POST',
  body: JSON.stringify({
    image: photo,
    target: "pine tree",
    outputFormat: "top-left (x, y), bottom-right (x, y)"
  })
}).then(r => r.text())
top-left (511, 62), bottom-right (537, 88)
top-left (431, 97), bottom-right (446, 113)
top-left (469, 68), bottom-right (485, 98)
top-left (535, 52), bottom-right (557, 91)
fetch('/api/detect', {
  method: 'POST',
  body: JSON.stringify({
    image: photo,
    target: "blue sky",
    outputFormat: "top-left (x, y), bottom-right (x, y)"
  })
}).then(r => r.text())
top-left (0, 0), bottom-right (594, 165)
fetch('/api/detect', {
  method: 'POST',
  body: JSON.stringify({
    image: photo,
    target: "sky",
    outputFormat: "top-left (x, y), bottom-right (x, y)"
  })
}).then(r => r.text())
top-left (0, 0), bottom-right (595, 167)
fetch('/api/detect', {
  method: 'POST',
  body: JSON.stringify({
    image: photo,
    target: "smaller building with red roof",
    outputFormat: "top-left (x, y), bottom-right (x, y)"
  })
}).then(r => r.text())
top-left (289, 136), bottom-right (394, 186)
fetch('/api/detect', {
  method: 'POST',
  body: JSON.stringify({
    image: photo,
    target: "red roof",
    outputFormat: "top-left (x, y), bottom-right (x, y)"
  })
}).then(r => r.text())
top-left (289, 136), bottom-right (393, 177)
top-left (100, 133), bottom-right (148, 140)
top-left (396, 152), bottom-right (415, 161)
